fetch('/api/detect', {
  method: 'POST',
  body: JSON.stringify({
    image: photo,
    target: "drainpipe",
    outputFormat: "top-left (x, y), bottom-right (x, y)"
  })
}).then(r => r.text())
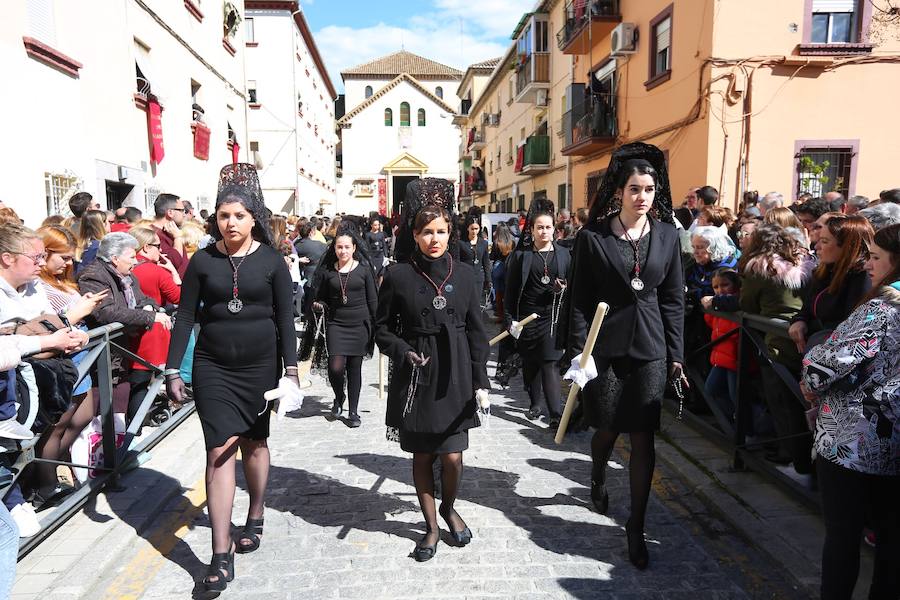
top-left (567, 53), bottom-right (573, 209)
top-left (291, 9), bottom-right (302, 215)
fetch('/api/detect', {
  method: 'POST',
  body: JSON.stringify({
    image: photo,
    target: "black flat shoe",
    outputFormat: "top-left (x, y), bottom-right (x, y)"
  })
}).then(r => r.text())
top-left (438, 505), bottom-right (472, 546)
top-left (526, 408), bottom-right (543, 420)
top-left (202, 543), bottom-right (235, 592)
top-left (347, 413), bottom-right (361, 428)
top-left (413, 530), bottom-right (438, 562)
top-left (330, 399), bottom-right (343, 418)
top-left (236, 517), bottom-right (264, 554)
top-left (590, 480), bottom-right (609, 515)
top-left (625, 519), bottom-right (649, 570)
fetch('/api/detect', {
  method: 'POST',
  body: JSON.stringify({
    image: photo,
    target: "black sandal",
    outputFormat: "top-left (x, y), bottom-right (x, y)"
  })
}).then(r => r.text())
top-left (236, 517), bottom-right (264, 554)
top-left (202, 545), bottom-right (235, 592)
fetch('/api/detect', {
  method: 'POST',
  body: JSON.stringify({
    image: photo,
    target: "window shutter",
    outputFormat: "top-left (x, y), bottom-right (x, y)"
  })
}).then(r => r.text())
top-left (656, 17), bottom-right (671, 51)
top-left (593, 60), bottom-right (617, 84)
top-left (27, 0), bottom-right (56, 45)
top-left (812, 0), bottom-right (855, 12)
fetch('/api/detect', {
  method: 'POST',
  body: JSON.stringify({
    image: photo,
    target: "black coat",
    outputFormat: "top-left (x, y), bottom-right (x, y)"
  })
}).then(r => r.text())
top-left (375, 253), bottom-right (490, 435)
top-left (563, 217), bottom-right (685, 364)
top-left (505, 242), bottom-right (571, 323)
top-left (293, 237), bottom-right (327, 283)
top-left (457, 238), bottom-right (491, 290)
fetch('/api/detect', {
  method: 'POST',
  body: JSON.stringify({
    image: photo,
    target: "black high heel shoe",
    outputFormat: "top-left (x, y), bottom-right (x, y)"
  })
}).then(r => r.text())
top-left (590, 480), bottom-right (609, 514)
top-left (439, 505), bottom-right (473, 546)
top-left (625, 519), bottom-right (649, 570)
top-left (413, 529), bottom-right (439, 562)
top-left (202, 543), bottom-right (235, 592)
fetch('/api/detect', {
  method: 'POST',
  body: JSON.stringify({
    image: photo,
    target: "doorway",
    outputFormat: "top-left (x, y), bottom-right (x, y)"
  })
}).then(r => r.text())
top-left (105, 181), bottom-right (134, 210)
top-left (391, 175), bottom-right (419, 216)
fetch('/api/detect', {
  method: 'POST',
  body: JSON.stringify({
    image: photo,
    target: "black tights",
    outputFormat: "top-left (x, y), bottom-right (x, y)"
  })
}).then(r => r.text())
top-left (522, 358), bottom-right (561, 418)
top-left (412, 452), bottom-right (466, 547)
top-left (591, 429), bottom-right (656, 530)
top-left (328, 355), bottom-right (363, 415)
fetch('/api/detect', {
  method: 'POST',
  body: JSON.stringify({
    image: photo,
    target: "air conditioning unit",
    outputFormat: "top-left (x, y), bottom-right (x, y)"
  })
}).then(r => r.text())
top-left (611, 23), bottom-right (637, 56)
top-left (535, 89), bottom-right (549, 107)
top-left (482, 113), bottom-right (500, 127)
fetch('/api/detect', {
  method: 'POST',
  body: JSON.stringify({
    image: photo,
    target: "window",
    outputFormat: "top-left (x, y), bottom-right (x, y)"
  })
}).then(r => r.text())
top-left (558, 183), bottom-right (568, 210)
top-left (794, 141), bottom-right (857, 200)
top-left (535, 19), bottom-right (549, 53)
top-left (811, 0), bottom-right (856, 43)
top-left (45, 171), bottom-right (81, 216)
top-left (646, 5), bottom-right (673, 90)
top-left (384, 108), bottom-right (393, 126)
top-left (191, 80), bottom-right (204, 121)
top-left (417, 108), bottom-right (426, 126)
top-left (245, 17), bottom-right (254, 42)
top-left (365, 85), bottom-right (373, 98)
top-left (400, 102), bottom-right (410, 126)
top-left (507, 137), bottom-right (513, 164)
top-left (435, 86), bottom-right (443, 99)
top-left (247, 80), bottom-right (257, 104)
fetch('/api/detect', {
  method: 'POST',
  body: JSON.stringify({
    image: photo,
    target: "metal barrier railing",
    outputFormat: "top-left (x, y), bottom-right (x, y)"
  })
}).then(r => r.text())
top-left (666, 309), bottom-right (819, 507)
top-left (0, 323), bottom-right (195, 558)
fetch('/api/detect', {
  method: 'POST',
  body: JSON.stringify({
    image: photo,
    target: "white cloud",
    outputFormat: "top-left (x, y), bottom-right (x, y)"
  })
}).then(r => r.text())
top-left (312, 0), bottom-right (535, 93)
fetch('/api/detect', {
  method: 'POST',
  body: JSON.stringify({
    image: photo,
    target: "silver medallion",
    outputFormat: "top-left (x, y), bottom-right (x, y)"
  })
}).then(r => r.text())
top-left (540, 275), bottom-right (551, 285)
top-left (432, 295), bottom-right (447, 310)
top-left (227, 298), bottom-right (243, 314)
top-left (341, 295), bottom-right (348, 305)
top-left (631, 277), bottom-right (644, 292)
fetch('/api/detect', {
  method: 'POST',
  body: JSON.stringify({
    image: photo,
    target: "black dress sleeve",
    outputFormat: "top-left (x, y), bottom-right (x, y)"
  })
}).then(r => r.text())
top-left (363, 267), bottom-right (378, 323)
top-left (504, 251), bottom-right (523, 324)
top-left (465, 276), bottom-right (491, 391)
top-left (479, 240), bottom-right (491, 288)
top-left (272, 251), bottom-right (298, 367)
top-left (658, 230), bottom-right (685, 364)
top-left (166, 252), bottom-right (203, 370)
top-left (375, 267), bottom-right (415, 362)
top-left (564, 232), bottom-right (592, 356)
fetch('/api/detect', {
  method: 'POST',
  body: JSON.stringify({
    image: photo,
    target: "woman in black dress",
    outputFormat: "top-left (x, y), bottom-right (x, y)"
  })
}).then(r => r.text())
top-left (310, 225), bottom-right (377, 427)
top-left (563, 143), bottom-right (685, 570)
top-left (364, 218), bottom-right (387, 283)
top-left (166, 164), bottom-right (298, 592)
top-left (505, 199), bottom-right (570, 426)
top-left (375, 178), bottom-right (490, 562)
top-left (457, 214), bottom-right (491, 305)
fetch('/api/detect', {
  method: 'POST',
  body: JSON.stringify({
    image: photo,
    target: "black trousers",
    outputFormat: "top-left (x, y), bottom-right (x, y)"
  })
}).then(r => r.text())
top-left (760, 363), bottom-right (812, 473)
top-left (817, 457), bottom-right (900, 600)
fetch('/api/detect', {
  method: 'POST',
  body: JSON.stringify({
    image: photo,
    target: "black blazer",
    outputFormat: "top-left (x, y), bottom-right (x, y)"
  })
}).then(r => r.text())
top-left (505, 242), bottom-right (571, 323)
top-left (563, 217), bottom-right (684, 364)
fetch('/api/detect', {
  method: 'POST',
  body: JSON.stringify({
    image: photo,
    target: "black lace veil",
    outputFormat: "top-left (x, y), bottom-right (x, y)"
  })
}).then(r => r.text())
top-left (393, 177), bottom-right (458, 263)
top-left (212, 163), bottom-right (274, 245)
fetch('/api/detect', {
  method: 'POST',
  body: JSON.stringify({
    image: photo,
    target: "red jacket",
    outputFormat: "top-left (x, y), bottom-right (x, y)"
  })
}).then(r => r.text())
top-left (132, 261), bottom-right (181, 370)
top-left (704, 310), bottom-right (739, 371)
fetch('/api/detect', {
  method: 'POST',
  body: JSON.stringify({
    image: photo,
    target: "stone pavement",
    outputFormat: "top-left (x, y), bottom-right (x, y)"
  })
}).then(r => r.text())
top-left (14, 330), bottom-right (852, 599)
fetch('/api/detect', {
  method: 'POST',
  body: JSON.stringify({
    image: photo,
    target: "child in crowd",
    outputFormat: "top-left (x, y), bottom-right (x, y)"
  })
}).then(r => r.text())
top-left (701, 269), bottom-right (741, 423)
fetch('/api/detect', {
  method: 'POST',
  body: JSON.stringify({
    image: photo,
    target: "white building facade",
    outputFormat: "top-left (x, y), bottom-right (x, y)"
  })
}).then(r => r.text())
top-left (1, 0), bottom-right (250, 226)
top-left (244, 1), bottom-right (336, 216)
top-left (336, 51), bottom-right (462, 216)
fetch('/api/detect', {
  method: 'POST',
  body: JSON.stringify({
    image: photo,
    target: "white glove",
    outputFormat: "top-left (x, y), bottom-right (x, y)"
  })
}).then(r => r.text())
top-left (475, 388), bottom-right (490, 410)
top-left (382, 256), bottom-right (389, 267)
top-left (508, 320), bottom-right (524, 339)
top-left (563, 353), bottom-right (598, 389)
top-left (264, 376), bottom-right (304, 420)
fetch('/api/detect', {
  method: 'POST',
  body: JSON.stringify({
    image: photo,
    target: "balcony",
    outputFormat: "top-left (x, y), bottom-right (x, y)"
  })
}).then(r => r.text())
top-left (516, 135), bottom-right (551, 174)
top-left (561, 94), bottom-right (617, 156)
top-left (471, 179), bottom-right (488, 196)
top-left (557, 0), bottom-right (622, 55)
top-left (469, 129), bottom-right (486, 151)
top-left (515, 52), bottom-right (550, 103)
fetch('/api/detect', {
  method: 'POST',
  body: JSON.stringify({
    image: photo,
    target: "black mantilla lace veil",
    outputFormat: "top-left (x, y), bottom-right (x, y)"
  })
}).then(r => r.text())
top-left (213, 162), bottom-right (274, 245)
top-left (392, 177), bottom-right (459, 263)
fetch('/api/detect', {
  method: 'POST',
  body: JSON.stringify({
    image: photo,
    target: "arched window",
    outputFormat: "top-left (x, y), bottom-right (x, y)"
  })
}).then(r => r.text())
top-left (365, 85), bottom-right (373, 98)
top-left (400, 102), bottom-right (410, 126)
top-left (384, 108), bottom-right (393, 126)
top-left (417, 108), bottom-right (426, 126)
top-left (435, 86), bottom-right (443, 99)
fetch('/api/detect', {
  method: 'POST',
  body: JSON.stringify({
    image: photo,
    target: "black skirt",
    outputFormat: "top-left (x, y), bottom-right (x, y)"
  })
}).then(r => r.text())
top-left (583, 357), bottom-right (666, 432)
top-left (399, 430), bottom-right (469, 454)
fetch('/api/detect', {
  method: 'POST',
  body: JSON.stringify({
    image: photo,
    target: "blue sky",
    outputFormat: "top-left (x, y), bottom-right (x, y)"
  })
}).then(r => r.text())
top-left (301, 0), bottom-right (535, 93)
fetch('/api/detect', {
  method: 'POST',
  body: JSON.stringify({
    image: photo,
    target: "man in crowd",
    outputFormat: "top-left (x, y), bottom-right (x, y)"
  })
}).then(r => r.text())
top-left (68, 192), bottom-right (93, 235)
top-left (573, 208), bottom-right (588, 233)
top-left (309, 216), bottom-right (326, 243)
top-left (151, 193), bottom-right (189, 277)
top-left (181, 200), bottom-right (197, 222)
top-left (111, 207), bottom-right (142, 232)
top-left (845, 195), bottom-right (869, 215)
top-left (697, 185), bottom-right (719, 207)
top-left (823, 191), bottom-right (845, 212)
top-left (880, 188), bottom-right (900, 204)
top-left (556, 208), bottom-right (571, 226)
top-left (683, 187), bottom-right (700, 215)
top-left (757, 191), bottom-right (784, 215)
top-left (294, 222), bottom-right (327, 308)
top-left (795, 197), bottom-right (831, 240)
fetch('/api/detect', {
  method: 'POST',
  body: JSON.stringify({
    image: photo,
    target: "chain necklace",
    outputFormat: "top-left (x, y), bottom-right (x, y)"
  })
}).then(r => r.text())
top-left (535, 244), bottom-right (554, 285)
top-left (224, 242), bottom-right (253, 313)
top-left (336, 260), bottom-right (356, 304)
top-left (617, 214), bottom-right (649, 291)
top-left (413, 253), bottom-right (454, 310)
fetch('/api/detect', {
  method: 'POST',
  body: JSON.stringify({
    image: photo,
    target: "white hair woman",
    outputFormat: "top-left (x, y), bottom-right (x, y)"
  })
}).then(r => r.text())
top-left (686, 225), bottom-right (738, 303)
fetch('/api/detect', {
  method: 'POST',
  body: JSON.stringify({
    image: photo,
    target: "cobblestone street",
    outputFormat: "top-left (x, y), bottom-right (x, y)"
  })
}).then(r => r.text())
top-left (22, 338), bottom-right (809, 600)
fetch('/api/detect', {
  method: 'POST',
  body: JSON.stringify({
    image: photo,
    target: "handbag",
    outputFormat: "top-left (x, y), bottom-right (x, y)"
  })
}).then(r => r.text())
top-left (0, 314), bottom-right (70, 359)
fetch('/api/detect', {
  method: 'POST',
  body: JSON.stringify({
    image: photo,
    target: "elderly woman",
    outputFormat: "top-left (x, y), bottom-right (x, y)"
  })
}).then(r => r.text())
top-left (686, 225), bottom-right (738, 304)
top-left (859, 202), bottom-right (900, 232)
top-left (77, 232), bottom-right (172, 427)
top-left (801, 223), bottom-right (900, 600)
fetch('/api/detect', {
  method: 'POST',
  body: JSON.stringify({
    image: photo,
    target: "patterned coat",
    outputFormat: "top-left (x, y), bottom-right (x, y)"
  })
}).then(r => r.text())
top-left (801, 284), bottom-right (900, 476)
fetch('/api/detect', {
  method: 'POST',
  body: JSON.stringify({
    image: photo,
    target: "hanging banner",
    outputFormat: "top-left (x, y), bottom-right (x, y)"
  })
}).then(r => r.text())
top-left (378, 178), bottom-right (387, 215)
top-left (148, 98), bottom-right (164, 164)
top-left (193, 123), bottom-right (210, 161)
top-left (231, 139), bottom-right (240, 164)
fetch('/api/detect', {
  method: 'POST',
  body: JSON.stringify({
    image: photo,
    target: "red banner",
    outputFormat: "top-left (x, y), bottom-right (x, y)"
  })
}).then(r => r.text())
top-left (193, 122), bottom-right (210, 161)
top-left (148, 98), bottom-right (164, 164)
top-left (378, 178), bottom-right (387, 215)
top-left (231, 139), bottom-right (240, 164)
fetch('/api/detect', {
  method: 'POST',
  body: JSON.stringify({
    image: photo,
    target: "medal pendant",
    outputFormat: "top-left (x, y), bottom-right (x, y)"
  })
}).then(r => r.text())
top-left (341, 295), bottom-right (348, 305)
top-left (432, 295), bottom-right (447, 310)
top-left (227, 298), bottom-right (243, 314)
top-left (540, 275), bottom-right (551, 285)
top-left (630, 277), bottom-right (644, 292)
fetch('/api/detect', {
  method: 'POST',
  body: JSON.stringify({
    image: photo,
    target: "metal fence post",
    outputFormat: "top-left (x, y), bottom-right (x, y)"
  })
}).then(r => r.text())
top-left (96, 329), bottom-right (122, 491)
